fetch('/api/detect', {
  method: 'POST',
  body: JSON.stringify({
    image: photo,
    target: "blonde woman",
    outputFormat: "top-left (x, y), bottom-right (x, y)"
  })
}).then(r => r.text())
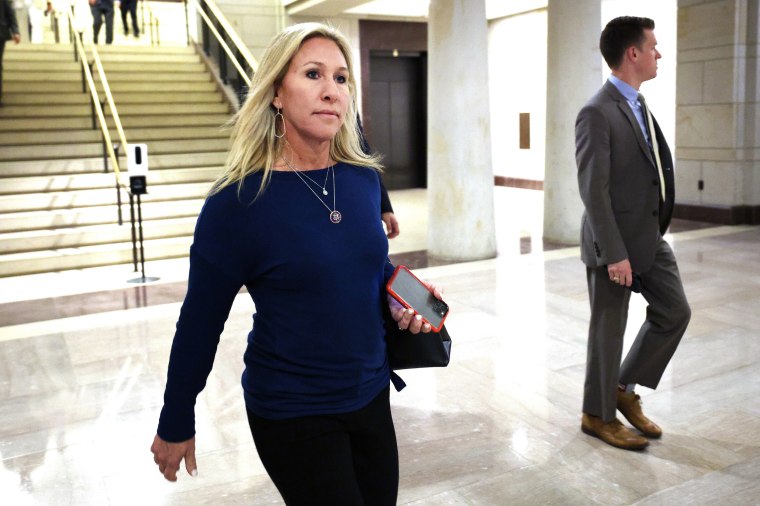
top-left (150, 23), bottom-right (437, 504)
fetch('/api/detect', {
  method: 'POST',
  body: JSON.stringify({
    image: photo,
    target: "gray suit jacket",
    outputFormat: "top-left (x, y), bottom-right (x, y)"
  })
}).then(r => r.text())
top-left (576, 80), bottom-right (675, 274)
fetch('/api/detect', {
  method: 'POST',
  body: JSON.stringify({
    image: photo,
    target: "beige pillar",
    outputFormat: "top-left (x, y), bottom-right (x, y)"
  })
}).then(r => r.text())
top-left (675, 0), bottom-right (760, 223)
top-left (213, 0), bottom-right (283, 61)
top-left (543, 0), bottom-right (602, 244)
top-left (427, 0), bottom-right (496, 261)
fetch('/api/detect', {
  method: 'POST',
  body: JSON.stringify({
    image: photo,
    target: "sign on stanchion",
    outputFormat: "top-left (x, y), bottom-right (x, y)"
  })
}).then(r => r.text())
top-left (127, 143), bottom-right (159, 284)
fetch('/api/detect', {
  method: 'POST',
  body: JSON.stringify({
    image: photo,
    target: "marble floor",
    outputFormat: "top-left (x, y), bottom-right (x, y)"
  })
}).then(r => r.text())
top-left (1, 187), bottom-right (759, 505)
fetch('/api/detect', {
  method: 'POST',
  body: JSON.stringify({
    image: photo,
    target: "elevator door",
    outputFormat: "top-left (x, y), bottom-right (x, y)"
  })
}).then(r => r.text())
top-left (369, 54), bottom-right (427, 190)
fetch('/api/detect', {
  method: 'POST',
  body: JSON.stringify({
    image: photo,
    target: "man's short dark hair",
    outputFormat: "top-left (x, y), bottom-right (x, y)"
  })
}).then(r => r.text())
top-left (600, 16), bottom-right (655, 69)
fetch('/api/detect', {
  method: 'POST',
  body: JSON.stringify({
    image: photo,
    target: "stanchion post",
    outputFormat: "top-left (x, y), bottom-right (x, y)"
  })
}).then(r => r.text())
top-left (126, 143), bottom-right (159, 284)
top-left (129, 191), bottom-right (138, 271)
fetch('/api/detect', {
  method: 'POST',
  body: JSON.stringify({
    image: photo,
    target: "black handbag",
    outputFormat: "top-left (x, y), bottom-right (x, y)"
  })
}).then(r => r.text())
top-left (384, 318), bottom-right (452, 370)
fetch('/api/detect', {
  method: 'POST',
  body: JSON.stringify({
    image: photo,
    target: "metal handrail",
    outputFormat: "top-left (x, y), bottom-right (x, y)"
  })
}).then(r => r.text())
top-left (188, 0), bottom-right (258, 75)
top-left (91, 45), bottom-right (129, 153)
top-left (189, 1), bottom-right (251, 86)
top-left (186, 0), bottom-right (258, 105)
top-left (140, 0), bottom-right (161, 46)
top-left (65, 6), bottom-right (127, 225)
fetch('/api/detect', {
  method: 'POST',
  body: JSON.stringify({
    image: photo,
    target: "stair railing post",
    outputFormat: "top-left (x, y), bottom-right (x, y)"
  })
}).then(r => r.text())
top-left (234, 48), bottom-right (248, 107)
top-left (129, 192), bottom-right (139, 271)
top-left (89, 95), bottom-right (96, 128)
top-left (52, 12), bottom-right (60, 43)
top-left (114, 144), bottom-right (124, 225)
top-left (101, 99), bottom-right (109, 173)
top-left (201, 0), bottom-right (209, 55)
top-left (184, 0), bottom-right (190, 46)
top-left (88, 68), bottom-right (96, 127)
top-left (140, 0), bottom-right (145, 38)
top-left (137, 193), bottom-right (146, 279)
top-left (218, 25), bottom-right (227, 84)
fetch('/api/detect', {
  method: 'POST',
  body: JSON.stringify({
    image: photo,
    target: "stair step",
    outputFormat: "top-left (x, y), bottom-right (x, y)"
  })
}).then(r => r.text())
top-left (5, 61), bottom-right (206, 73)
top-left (0, 199), bottom-right (204, 233)
top-left (5, 50), bottom-right (200, 64)
top-left (0, 114), bottom-right (230, 131)
top-left (0, 151), bottom-right (227, 177)
top-left (0, 182), bottom-right (211, 213)
top-left (6, 43), bottom-right (195, 56)
top-left (3, 80), bottom-right (217, 94)
top-left (0, 167), bottom-right (219, 195)
top-left (1, 91), bottom-right (222, 106)
top-left (5, 70), bottom-right (81, 82)
top-left (0, 138), bottom-right (229, 161)
top-left (91, 45), bottom-right (196, 56)
top-left (0, 126), bottom-right (227, 146)
top-left (0, 236), bottom-right (193, 277)
top-left (0, 102), bottom-right (230, 118)
top-left (2, 94), bottom-right (91, 105)
top-left (110, 92), bottom-right (222, 104)
top-left (98, 52), bottom-right (200, 63)
top-left (99, 61), bottom-right (207, 73)
top-left (6, 71), bottom-right (212, 83)
top-left (4, 61), bottom-right (79, 72)
top-left (0, 39), bottom-right (231, 277)
top-left (0, 217), bottom-right (197, 254)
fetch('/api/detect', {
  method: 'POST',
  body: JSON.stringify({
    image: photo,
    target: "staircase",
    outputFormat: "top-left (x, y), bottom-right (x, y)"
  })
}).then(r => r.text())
top-left (0, 42), bottom-right (232, 277)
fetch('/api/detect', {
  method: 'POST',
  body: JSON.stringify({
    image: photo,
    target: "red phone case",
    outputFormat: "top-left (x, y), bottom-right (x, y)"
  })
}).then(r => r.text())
top-left (386, 265), bottom-right (449, 332)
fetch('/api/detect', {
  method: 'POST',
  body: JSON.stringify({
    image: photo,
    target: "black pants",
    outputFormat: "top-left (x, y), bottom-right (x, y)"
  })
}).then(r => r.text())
top-left (247, 387), bottom-right (399, 506)
top-left (120, 1), bottom-right (139, 36)
top-left (0, 38), bottom-right (5, 104)
top-left (91, 4), bottom-right (114, 44)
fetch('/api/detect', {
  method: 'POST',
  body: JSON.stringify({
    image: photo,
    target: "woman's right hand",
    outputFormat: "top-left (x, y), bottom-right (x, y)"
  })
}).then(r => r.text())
top-left (150, 434), bottom-right (198, 482)
top-left (388, 280), bottom-right (444, 334)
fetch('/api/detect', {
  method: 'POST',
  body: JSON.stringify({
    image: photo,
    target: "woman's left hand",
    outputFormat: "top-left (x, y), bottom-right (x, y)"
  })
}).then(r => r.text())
top-left (387, 281), bottom-right (444, 334)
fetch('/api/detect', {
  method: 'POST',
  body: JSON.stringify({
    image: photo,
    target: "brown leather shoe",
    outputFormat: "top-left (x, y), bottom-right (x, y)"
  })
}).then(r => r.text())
top-left (617, 391), bottom-right (662, 438)
top-left (581, 413), bottom-right (649, 450)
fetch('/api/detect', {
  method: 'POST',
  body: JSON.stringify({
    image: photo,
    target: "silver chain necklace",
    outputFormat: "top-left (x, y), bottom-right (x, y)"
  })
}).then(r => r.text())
top-left (283, 155), bottom-right (330, 195)
top-left (283, 158), bottom-right (342, 224)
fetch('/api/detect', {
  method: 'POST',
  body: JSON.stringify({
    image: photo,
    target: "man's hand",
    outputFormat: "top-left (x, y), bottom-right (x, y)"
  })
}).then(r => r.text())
top-left (381, 212), bottom-right (400, 239)
top-left (607, 259), bottom-right (633, 287)
top-left (150, 434), bottom-right (198, 482)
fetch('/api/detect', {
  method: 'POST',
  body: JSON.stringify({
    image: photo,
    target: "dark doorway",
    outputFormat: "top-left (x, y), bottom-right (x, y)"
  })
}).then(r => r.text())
top-left (369, 52), bottom-right (427, 189)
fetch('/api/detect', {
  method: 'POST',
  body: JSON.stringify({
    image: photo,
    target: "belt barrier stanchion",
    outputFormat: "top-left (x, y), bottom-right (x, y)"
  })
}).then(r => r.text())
top-left (127, 143), bottom-right (159, 284)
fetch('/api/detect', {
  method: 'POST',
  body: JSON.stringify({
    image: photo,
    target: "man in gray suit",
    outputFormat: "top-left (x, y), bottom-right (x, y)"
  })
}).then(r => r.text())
top-left (576, 16), bottom-right (691, 451)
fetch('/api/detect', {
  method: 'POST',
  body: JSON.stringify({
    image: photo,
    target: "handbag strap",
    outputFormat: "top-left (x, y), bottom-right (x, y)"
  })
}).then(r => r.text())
top-left (390, 371), bottom-right (406, 391)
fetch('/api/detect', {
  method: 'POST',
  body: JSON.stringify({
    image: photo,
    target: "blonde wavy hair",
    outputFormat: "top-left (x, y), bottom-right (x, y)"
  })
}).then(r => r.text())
top-left (210, 22), bottom-right (382, 197)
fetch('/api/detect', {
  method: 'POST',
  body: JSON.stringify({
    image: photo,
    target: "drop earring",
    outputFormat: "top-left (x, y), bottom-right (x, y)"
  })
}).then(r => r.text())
top-left (274, 108), bottom-right (286, 139)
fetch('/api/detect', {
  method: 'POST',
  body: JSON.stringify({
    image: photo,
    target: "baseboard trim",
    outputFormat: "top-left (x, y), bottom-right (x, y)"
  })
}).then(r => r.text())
top-left (673, 203), bottom-right (760, 225)
top-left (490, 180), bottom-right (759, 225)
top-left (494, 176), bottom-right (544, 191)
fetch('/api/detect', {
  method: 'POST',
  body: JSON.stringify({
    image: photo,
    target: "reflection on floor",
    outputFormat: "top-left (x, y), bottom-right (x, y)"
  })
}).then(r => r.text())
top-left (1, 188), bottom-right (759, 505)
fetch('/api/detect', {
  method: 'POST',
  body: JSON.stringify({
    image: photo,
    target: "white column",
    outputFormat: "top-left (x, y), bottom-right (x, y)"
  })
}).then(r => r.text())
top-left (543, 0), bottom-right (602, 244)
top-left (427, 0), bottom-right (496, 261)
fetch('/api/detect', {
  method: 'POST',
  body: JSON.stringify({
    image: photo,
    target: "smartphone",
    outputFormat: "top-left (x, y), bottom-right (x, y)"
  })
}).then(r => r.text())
top-left (386, 265), bottom-right (449, 332)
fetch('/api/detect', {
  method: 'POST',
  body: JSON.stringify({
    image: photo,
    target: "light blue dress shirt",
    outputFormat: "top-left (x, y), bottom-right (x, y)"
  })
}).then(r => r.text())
top-left (608, 75), bottom-right (650, 146)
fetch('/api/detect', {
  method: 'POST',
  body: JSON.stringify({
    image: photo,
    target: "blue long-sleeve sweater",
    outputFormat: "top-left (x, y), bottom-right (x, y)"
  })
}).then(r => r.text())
top-left (157, 163), bottom-right (394, 442)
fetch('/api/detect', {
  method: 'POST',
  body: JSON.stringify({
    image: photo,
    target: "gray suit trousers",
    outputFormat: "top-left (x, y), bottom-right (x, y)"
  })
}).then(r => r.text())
top-left (583, 237), bottom-right (691, 422)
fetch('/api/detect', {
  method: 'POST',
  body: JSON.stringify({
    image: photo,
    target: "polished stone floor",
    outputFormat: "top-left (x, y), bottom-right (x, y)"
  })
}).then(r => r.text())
top-left (1, 188), bottom-right (759, 505)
